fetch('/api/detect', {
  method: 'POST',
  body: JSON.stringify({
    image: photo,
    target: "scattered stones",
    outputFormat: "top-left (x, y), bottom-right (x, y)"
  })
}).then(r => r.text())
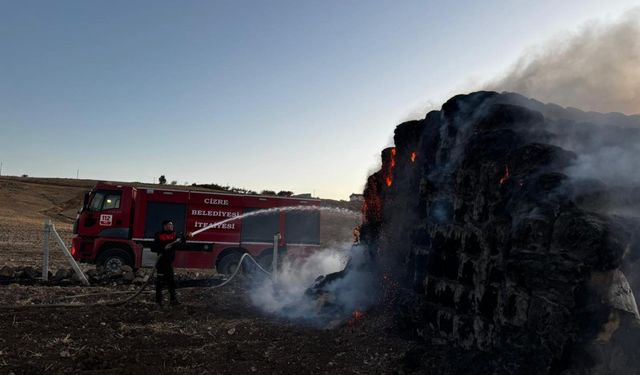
top-left (0, 264), bottom-right (150, 286)
top-left (12, 269), bottom-right (24, 279)
top-left (85, 269), bottom-right (98, 278)
top-left (122, 271), bottom-right (135, 282)
top-left (52, 268), bottom-right (71, 282)
top-left (0, 265), bottom-right (13, 278)
top-left (0, 263), bottom-right (216, 289)
top-left (135, 269), bottom-right (146, 277)
top-left (108, 268), bottom-right (123, 278)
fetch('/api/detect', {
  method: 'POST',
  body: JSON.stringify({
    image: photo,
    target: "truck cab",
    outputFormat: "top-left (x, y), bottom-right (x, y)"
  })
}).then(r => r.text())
top-left (73, 183), bottom-right (139, 272)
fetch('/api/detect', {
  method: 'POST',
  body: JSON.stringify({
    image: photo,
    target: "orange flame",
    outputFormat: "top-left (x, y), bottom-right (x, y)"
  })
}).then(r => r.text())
top-left (353, 309), bottom-right (364, 320)
top-left (384, 148), bottom-right (396, 187)
top-left (348, 309), bottom-right (365, 326)
top-left (499, 165), bottom-right (510, 185)
top-left (410, 151), bottom-right (417, 163)
top-left (362, 147), bottom-right (395, 223)
top-left (362, 174), bottom-right (382, 223)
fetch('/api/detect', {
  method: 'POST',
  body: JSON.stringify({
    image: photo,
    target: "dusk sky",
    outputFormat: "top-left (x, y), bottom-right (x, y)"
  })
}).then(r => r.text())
top-left (1, 1), bottom-right (637, 199)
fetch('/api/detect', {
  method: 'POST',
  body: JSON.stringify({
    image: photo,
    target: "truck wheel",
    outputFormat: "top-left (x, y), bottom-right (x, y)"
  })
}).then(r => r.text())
top-left (217, 253), bottom-right (242, 275)
top-left (257, 253), bottom-right (274, 272)
top-left (97, 248), bottom-right (132, 273)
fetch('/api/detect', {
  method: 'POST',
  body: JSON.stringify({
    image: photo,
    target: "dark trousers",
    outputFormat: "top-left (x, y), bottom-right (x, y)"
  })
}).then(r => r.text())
top-left (155, 259), bottom-right (176, 303)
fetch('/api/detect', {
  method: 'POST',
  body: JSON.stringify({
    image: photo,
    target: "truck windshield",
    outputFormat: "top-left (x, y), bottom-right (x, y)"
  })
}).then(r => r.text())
top-left (88, 191), bottom-right (121, 211)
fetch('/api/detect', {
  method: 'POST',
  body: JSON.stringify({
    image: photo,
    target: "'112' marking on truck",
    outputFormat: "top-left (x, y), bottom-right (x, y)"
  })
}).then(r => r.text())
top-left (99, 214), bottom-right (113, 226)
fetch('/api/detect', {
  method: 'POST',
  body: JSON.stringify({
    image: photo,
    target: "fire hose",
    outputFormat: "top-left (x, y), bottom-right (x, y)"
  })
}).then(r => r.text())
top-left (0, 250), bottom-right (271, 310)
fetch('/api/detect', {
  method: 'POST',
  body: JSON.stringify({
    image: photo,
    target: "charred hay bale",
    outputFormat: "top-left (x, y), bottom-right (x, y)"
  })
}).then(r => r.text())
top-left (550, 210), bottom-right (625, 270)
top-left (372, 91), bottom-right (640, 374)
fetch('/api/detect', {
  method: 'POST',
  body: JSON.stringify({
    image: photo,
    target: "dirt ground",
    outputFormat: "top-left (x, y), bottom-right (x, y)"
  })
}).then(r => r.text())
top-left (0, 177), bottom-right (422, 374)
top-left (0, 281), bottom-right (421, 374)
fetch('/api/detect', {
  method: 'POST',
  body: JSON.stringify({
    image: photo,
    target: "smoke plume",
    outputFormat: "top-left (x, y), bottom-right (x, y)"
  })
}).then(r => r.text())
top-left (248, 243), bottom-right (378, 326)
top-left (486, 8), bottom-right (640, 115)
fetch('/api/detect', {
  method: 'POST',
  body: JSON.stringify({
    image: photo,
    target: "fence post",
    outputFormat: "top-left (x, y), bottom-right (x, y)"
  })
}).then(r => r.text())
top-left (272, 233), bottom-right (280, 282)
top-left (42, 220), bottom-right (50, 280)
top-left (50, 223), bottom-right (90, 286)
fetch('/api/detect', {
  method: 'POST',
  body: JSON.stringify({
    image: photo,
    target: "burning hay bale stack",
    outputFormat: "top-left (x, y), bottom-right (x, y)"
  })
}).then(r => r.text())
top-left (362, 91), bottom-right (640, 374)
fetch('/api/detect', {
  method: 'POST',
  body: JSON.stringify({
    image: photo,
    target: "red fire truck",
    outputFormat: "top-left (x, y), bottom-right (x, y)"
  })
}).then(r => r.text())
top-left (71, 182), bottom-right (321, 273)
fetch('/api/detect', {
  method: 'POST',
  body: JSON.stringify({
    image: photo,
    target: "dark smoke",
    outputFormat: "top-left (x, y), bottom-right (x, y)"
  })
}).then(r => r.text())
top-left (486, 8), bottom-right (640, 115)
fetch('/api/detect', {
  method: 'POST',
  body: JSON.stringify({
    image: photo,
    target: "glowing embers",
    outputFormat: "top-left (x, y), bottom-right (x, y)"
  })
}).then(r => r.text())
top-left (384, 148), bottom-right (397, 187)
top-left (410, 151), bottom-right (417, 163)
top-left (347, 309), bottom-right (365, 326)
top-left (499, 165), bottom-right (510, 185)
top-left (362, 189), bottom-right (383, 224)
top-left (362, 147), bottom-right (396, 224)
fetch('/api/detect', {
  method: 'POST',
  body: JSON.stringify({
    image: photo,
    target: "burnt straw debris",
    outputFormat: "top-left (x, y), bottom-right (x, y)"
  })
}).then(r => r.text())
top-left (353, 91), bottom-right (640, 374)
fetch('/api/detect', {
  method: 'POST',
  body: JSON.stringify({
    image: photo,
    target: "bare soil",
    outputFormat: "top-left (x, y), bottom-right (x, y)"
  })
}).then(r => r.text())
top-left (0, 282), bottom-right (417, 374)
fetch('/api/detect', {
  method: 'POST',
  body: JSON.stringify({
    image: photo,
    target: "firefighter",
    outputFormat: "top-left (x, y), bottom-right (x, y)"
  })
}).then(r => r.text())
top-left (152, 220), bottom-right (190, 306)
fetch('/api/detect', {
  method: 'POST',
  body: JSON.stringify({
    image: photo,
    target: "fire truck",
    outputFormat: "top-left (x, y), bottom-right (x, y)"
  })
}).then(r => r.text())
top-left (71, 182), bottom-right (321, 274)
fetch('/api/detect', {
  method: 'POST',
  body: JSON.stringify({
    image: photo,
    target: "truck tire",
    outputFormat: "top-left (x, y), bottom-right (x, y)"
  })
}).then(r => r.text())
top-left (257, 248), bottom-right (286, 272)
top-left (97, 248), bottom-right (133, 273)
top-left (217, 252), bottom-right (242, 275)
top-left (257, 252), bottom-right (274, 272)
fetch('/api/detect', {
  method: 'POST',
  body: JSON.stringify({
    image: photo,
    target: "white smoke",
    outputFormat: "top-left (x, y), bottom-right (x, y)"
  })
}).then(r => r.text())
top-left (249, 243), bottom-right (357, 323)
top-left (568, 144), bottom-right (640, 185)
top-left (486, 8), bottom-right (640, 115)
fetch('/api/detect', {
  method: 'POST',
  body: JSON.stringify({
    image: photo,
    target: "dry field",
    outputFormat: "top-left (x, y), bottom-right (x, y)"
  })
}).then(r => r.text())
top-left (0, 176), bottom-right (91, 269)
top-left (0, 282), bottom-right (421, 374)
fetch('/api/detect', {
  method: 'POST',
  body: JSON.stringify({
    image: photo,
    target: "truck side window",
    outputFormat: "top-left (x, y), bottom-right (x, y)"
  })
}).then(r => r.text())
top-left (89, 193), bottom-right (105, 211)
top-left (102, 194), bottom-right (121, 210)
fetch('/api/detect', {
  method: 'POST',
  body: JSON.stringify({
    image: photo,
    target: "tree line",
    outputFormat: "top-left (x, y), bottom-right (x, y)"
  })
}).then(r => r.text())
top-left (158, 175), bottom-right (293, 197)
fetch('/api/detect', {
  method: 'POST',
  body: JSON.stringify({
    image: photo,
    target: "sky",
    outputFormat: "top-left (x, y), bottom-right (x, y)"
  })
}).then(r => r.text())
top-left (0, 1), bottom-right (637, 199)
